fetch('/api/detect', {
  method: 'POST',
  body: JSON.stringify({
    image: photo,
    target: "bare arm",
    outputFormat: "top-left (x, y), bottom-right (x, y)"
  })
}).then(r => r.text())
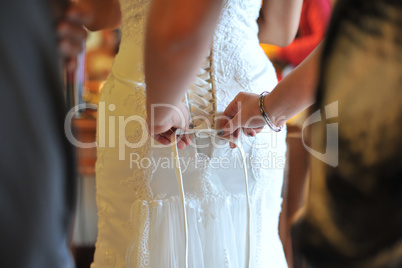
top-left (258, 0), bottom-right (303, 46)
top-left (145, 0), bottom-right (224, 133)
top-left (220, 43), bottom-right (323, 136)
top-left (78, 0), bottom-right (121, 31)
top-left (264, 42), bottom-right (322, 125)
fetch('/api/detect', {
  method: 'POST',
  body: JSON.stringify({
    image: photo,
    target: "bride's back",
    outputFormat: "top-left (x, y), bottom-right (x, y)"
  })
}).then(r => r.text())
top-left (113, 0), bottom-right (277, 102)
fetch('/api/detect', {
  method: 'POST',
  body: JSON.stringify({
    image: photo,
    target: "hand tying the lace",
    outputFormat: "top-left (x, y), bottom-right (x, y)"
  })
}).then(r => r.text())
top-left (146, 102), bottom-right (193, 149)
top-left (219, 92), bottom-right (266, 148)
top-left (219, 43), bottom-right (323, 148)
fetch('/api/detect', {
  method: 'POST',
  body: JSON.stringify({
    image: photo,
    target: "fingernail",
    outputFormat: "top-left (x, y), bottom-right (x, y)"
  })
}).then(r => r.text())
top-left (217, 130), bottom-right (224, 136)
top-left (189, 123), bottom-right (194, 129)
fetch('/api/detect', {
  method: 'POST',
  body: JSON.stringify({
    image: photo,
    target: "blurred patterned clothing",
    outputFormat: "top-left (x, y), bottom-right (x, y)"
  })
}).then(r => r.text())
top-left (292, 0), bottom-right (402, 267)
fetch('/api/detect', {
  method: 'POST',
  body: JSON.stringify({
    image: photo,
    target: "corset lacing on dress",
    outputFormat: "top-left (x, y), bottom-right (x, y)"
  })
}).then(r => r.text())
top-left (173, 49), bottom-right (251, 268)
top-left (186, 51), bottom-right (217, 130)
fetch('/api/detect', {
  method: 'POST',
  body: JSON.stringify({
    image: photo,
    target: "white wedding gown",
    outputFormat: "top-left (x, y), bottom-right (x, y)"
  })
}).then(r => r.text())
top-left (92, 0), bottom-right (288, 267)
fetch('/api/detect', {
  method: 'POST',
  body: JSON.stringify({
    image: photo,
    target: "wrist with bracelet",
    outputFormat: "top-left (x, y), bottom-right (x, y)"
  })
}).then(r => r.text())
top-left (258, 91), bottom-right (283, 132)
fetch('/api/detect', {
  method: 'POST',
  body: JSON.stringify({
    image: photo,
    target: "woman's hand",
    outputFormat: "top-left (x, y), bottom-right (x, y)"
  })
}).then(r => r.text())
top-left (147, 102), bottom-right (193, 149)
top-left (219, 92), bottom-right (266, 148)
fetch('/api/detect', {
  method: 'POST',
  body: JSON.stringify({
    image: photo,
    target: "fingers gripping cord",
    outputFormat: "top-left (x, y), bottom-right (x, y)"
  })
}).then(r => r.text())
top-left (171, 129), bottom-right (251, 268)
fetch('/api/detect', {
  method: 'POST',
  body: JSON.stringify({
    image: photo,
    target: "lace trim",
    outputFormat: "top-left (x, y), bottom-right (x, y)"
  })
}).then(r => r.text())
top-left (119, 0), bottom-right (149, 45)
top-left (212, 0), bottom-right (262, 92)
top-left (119, 82), bottom-right (153, 201)
top-left (126, 200), bottom-right (151, 267)
top-left (122, 193), bottom-right (281, 268)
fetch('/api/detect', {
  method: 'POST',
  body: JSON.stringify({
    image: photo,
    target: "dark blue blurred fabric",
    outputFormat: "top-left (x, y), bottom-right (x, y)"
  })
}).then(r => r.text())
top-left (0, 0), bottom-right (75, 267)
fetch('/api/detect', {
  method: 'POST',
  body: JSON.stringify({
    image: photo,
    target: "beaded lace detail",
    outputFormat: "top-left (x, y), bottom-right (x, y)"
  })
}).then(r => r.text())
top-left (212, 0), bottom-right (262, 92)
top-left (119, 0), bottom-right (149, 45)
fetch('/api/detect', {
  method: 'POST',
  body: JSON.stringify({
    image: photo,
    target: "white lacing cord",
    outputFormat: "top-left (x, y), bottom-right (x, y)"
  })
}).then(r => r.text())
top-left (171, 129), bottom-right (251, 268)
top-left (171, 132), bottom-right (189, 268)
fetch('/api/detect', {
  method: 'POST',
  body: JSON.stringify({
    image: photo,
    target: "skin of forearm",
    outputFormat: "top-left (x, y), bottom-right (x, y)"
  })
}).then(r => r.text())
top-left (145, 35), bottom-right (208, 128)
top-left (78, 0), bottom-right (121, 31)
top-left (258, 0), bottom-right (303, 46)
top-left (263, 43), bottom-right (323, 127)
top-left (145, 0), bottom-right (224, 128)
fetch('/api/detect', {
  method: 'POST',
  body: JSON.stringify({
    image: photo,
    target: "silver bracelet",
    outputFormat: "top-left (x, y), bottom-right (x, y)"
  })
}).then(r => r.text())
top-left (258, 91), bottom-right (282, 132)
